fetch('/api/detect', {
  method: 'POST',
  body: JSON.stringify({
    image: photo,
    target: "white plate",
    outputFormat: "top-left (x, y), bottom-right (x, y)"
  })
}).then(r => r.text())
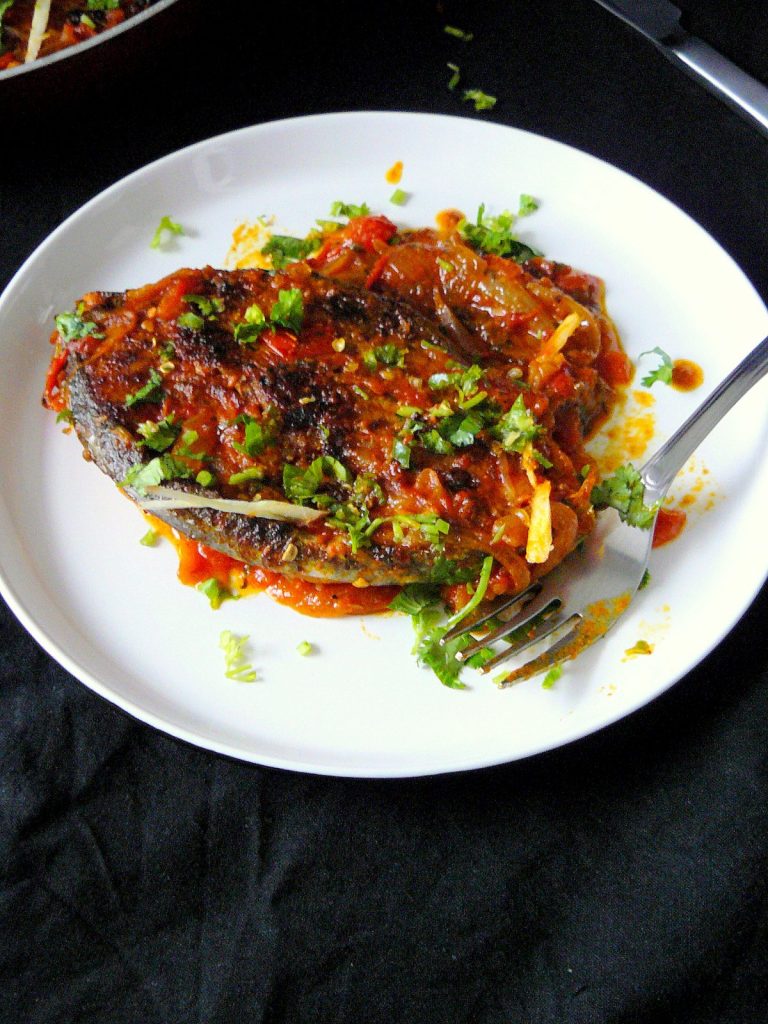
top-left (1, 112), bottom-right (766, 777)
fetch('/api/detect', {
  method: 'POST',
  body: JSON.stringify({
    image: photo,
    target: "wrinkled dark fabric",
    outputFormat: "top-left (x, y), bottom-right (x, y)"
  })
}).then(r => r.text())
top-left (1, 2), bottom-right (767, 1021)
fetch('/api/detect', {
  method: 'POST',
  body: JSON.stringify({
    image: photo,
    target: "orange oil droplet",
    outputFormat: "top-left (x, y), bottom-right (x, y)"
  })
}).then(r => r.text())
top-left (385, 160), bottom-right (403, 185)
top-left (671, 359), bottom-right (703, 392)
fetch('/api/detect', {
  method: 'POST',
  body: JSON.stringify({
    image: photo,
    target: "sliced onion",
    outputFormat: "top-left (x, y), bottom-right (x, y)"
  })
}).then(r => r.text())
top-left (25, 0), bottom-right (51, 63)
top-left (138, 485), bottom-right (324, 523)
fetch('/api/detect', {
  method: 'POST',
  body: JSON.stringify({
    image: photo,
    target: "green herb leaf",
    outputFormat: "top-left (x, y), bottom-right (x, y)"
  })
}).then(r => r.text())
top-left (459, 203), bottom-right (541, 261)
top-left (261, 235), bottom-right (320, 270)
top-left (125, 369), bottom-right (164, 409)
top-left (329, 201), bottom-right (371, 219)
top-left (87, 0), bottom-right (119, 9)
top-left (640, 346), bottom-right (674, 387)
top-left (139, 528), bottom-right (158, 547)
top-left (444, 24), bottom-right (473, 41)
top-left (639, 569), bottom-right (651, 591)
top-left (389, 189), bottom-right (408, 206)
top-left (219, 630), bottom-right (257, 682)
top-left (56, 409), bottom-right (74, 425)
top-left (591, 464), bottom-right (660, 529)
top-left (232, 411), bottom-right (277, 458)
top-left (462, 88), bottom-right (496, 111)
top-left (121, 455), bottom-right (195, 494)
top-left (373, 343), bottom-right (405, 368)
top-left (446, 62), bottom-right (461, 90)
top-left (197, 577), bottom-right (235, 610)
top-left (491, 394), bottom-right (541, 452)
top-left (270, 288), bottom-right (304, 333)
top-left (150, 215), bottom-right (184, 250)
top-left (177, 312), bottom-right (204, 330)
top-left (182, 294), bottom-right (224, 318)
top-left (518, 194), bottom-right (539, 216)
top-left (196, 470), bottom-right (214, 487)
top-left (389, 584), bottom-right (442, 616)
top-left (54, 310), bottom-right (103, 343)
top-left (233, 303), bottom-right (267, 345)
top-left (541, 663), bottom-right (563, 689)
top-left (228, 467), bottom-right (265, 486)
top-left (297, 640), bottom-right (313, 656)
top-left (392, 437), bottom-right (412, 468)
top-left (283, 455), bottom-right (351, 503)
top-left (137, 414), bottom-right (179, 452)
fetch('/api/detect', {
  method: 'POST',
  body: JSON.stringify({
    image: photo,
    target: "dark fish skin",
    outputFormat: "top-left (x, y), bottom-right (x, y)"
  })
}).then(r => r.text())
top-left (64, 270), bottom-right (483, 585)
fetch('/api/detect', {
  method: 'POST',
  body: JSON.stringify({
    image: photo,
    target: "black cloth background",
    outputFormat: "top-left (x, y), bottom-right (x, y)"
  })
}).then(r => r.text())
top-left (2, 1), bottom-right (767, 1020)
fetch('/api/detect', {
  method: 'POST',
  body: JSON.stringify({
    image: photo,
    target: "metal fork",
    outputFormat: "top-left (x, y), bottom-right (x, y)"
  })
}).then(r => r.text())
top-left (443, 335), bottom-right (768, 687)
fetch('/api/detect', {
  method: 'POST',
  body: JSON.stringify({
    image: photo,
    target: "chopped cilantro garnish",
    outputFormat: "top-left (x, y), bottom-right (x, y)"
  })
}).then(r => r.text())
top-left (462, 88), bottom-right (496, 111)
top-left (389, 583), bottom-right (442, 616)
top-left (196, 470), bottom-right (214, 487)
top-left (640, 346), bottom-right (674, 387)
top-left (459, 203), bottom-right (541, 261)
top-left (80, 13), bottom-right (95, 28)
top-left (446, 62), bottom-right (461, 90)
top-left (445, 555), bottom-right (493, 631)
top-left (440, 408), bottom-right (485, 447)
top-left (352, 384), bottom-right (369, 400)
top-left (492, 394), bottom-right (541, 452)
top-left (150, 215), bottom-right (184, 250)
top-left (389, 189), bottom-right (408, 206)
top-left (139, 529), bottom-right (158, 547)
top-left (639, 569), bottom-right (651, 591)
top-left (177, 312), bottom-right (204, 330)
top-left (329, 201), bottom-right (371, 219)
top-left (137, 415), bottom-right (179, 452)
top-left (444, 24), bottom-right (473, 41)
top-left (54, 310), bottom-right (103, 343)
top-left (219, 630), bottom-right (257, 682)
top-left (392, 437), bottom-right (412, 468)
top-left (373, 343), bottom-right (405, 368)
top-left (261, 235), bottom-right (320, 270)
top-left (518, 194), bottom-right (539, 216)
top-left (297, 641), bottom-right (313, 656)
top-left (270, 288), bottom-right (304, 333)
top-left (197, 577), bottom-right (235, 610)
top-left (591, 464), bottom-right (660, 528)
top-left (283, 455), bottom-right (351, 503)
top-left (125, 369), bottom-right (164, 409)
top-left (121, 455), bottom-right (194, 494)
top-left (175, 428), bottom-right (210, 462)
top-left (87, 0), bottom-right (119, 9)
top-left (391, 556), bottom-right (493, 689)
top-left (232, 411), bottom-right (277, 458)
top-left (228, 467), bottom-right (265, 486)
top-left (391, 513), bottom-right (450, 549)
top-left (182, 294), bottom-right (223, 318)
top-left (421, 429), bottom-right (454, 455)
top-left (56, 409), bottom-right (74, 426)
top-left (541, 663), bottom-right (563, 689)
top-left (234, 303), bottom-right (267, 345)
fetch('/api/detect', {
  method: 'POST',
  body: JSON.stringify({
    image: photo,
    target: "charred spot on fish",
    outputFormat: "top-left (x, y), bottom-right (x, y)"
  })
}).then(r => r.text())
top-left (439, 467), bottom-right (479, 492)
top-left (174, 324), bottom-right (239, 366)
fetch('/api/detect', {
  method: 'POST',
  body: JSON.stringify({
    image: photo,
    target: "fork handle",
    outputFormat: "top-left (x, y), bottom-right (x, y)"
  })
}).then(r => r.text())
top-left (642, 334), bottom-right (768, 500)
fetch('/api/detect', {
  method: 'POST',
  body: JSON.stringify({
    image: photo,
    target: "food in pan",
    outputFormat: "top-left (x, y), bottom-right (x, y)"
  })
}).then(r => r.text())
top-left (0, 0), bottom-right (158, 70)
top-left (43, 204), bottom-right (633, 673)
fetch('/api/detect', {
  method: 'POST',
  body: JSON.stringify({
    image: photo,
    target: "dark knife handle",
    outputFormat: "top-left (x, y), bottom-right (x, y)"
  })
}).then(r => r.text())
top-left (666, 34), bottom-right (768, 138)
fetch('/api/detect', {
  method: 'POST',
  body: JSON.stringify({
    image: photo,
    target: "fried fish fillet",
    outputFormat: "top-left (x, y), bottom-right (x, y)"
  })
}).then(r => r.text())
top-left (44, 221), bottom-right (628, 595)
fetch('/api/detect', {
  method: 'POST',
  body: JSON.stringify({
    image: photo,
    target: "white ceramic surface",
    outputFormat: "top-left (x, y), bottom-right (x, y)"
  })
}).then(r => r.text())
top-left (1, 112), bottom-right (766, 777)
